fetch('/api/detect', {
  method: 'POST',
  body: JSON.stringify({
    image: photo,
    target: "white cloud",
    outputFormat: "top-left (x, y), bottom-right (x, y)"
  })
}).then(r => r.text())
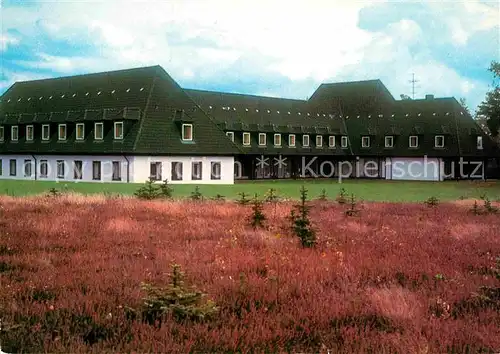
top-left (0, 34), bottom-right (19, 52)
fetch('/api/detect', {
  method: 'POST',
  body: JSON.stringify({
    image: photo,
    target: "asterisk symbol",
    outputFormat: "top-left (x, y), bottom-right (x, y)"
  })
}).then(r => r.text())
top-left (256, 155), bottom-right (269, 168)
top-left (274, 155), bottom-right (287, 168)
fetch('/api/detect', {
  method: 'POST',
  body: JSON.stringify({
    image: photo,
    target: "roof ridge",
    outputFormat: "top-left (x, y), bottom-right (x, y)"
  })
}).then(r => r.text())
top-left (184, 88), bottom-right (307, 102)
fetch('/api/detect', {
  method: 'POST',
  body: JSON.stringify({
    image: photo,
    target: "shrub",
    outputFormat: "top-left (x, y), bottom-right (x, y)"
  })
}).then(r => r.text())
top-left (336, 187), bottom-right (347, 204)
top-left (46, 187), bottom-right (61, 197)
top-left (344, 193), bottom-right (360, 217)
top-left (211, 194), bottom-right (225, 202)
top-left (290, 185), bottom-right (316, 247)
top-left (249, 194), bottom-right (266, 229)
top-left (317, 188), bottom-right (328, 201)
top-left (158, 179), bottom-right (174, 199)
top-left (264, 188), bottom-right (280, 203)
top-left (237, 192), bottom-right (251, 205)
top-left (134, 178), bottom-right (161, 200)
top-left (424, 196), bottom-right (439, 207)
top-left (190, 186), bottom-right (203, 201)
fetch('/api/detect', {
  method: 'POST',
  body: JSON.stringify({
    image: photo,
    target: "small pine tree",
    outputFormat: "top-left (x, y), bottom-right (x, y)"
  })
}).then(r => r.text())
top-left (190, 186), bottom-right (203, 201)
top-left (159, 179), bottom-right (173, 199)
top-left (134, 177), bottom-right (161, 200)
top-left (264, 188), bottom-right (280, 203)
top-left (212, 194), bottom-right (225, 202)
top-left (317, 188), bottom-right (328, 201)
top-left (249, 194), bottom-right (266, 229)
top-left (290, 185), bottom-right (316, 247)
top-left (47, 187), bottom-right (60, 197)
top-left (336, 187), bottom-right (347, 204)
top-left (344, 193), bottom-right (360, 216)
top-left (483, 196), bottom-right (498, 213)
top-left (424, 196), bottom-right (439, 207)
top-left (237, 192), bottom-right (250, 205)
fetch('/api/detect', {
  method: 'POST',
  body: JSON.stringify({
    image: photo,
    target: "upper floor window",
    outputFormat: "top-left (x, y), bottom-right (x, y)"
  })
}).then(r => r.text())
top-left (289, 134), bottom-right (296, 147)
top-left (94, 122), bottom-right (104, 140)
top-left (328, 136), bottom-right (335, 147)
top-left (316, 135), bottom-right (323, 147)
top-left (0, 126), bottom-right (4, 142)
top-left (181, 123), bottom-right (192, 141)
top-left (226, 131), bottom-right (234, 142)
top-left (361, 136), bottom-right (370, 148)
top-left (259, 133), bottom-right (266, 146)
top-left (409, 135), bottom-right (418, 148)
top-left (302, 134), bottom-right (310, 147)
top-left (42, 124), bottom-right (50, 141)
top-left (58, 124), bottom-right (67, 141)
top-left (114, 121), bottom-right (124, 140)
top-left (274, 133), bottom-right (281, 146)
top-left (11, 126), bottom-right (18, 141)
top-left (76, 123), bottom-right (85, 140)
top-left (434, 135), bottom-right (444, 148)
top-left (341, 136), bottom-right (348, 148)
top-left (243, 132), bottom-right (251, 146)
top-left (477, 136), bottom-right (483, 149)
top-left (385, 135), bottom-right (394, 148)
top-left (26, 125), bottom-right (34, 141)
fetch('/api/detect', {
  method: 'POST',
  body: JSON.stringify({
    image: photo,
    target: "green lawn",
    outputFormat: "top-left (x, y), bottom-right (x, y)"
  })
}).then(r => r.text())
top-left (0, 179), bottom-right (499, 202)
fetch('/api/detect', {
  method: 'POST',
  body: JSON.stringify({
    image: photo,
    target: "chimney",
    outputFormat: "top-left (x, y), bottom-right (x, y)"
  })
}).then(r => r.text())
top-left (425, 94), bottom-right (434, 100)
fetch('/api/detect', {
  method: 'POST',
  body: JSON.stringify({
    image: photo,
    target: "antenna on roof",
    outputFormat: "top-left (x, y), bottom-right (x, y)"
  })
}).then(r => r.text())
top-left (409, 73), bottom-right (419, 99)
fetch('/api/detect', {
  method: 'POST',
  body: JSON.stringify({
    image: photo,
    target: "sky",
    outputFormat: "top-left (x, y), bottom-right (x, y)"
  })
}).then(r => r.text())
top-left (1, 0), bottom-right (499, 112)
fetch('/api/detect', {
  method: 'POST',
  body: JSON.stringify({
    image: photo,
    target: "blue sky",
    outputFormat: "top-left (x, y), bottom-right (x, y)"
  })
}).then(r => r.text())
top-left (1, 0), bottom-right (499, 112)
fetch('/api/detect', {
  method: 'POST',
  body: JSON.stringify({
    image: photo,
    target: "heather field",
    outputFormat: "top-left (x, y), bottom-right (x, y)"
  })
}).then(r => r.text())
top-left (0, 194), bottom-right (499, 353)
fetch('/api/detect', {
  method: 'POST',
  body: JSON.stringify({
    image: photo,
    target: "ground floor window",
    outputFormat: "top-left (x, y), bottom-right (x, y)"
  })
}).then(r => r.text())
top-left (0, 159), bottom-right (2, 176)
top-left (57, 160), bottom-right (65, 178)
top-left (92, 161), bottom-right (101, 180)
top-left (171, 162), bottom-right (183, 181)
top-left (9, 159), bottom-right (16, 176)
top-left (74, 160), bottom-right (83, 180)
top-left (24, 159), bottom-right (32, 177)
top-left (40, 160), bottom-right (48, 178)
top-left (211, 161), bottom-right (221, 180)
top-left (192, 161), bottom-right (202, 180)
top-left (112, 161), bottom-right (121, 181)
top-left (150, 162), bottom-right (162, 181)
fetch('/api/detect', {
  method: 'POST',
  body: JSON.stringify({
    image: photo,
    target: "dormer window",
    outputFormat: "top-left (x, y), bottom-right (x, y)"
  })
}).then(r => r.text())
top-left (361, 136), bottom-right (370, 148)
top-left (181, 123), bottom-right (192, 141)
top-left (385, 136), bottom-right (394, 148)
top-left (289, 134), bottom-right (296, 147)
top-left (114, 122), bottom-right (124, 140)
top-left (243, 132), bottom-right (251, 146)
top-left (58, 124), bottom-right (67, 141)
top-left (328, 136), bottom-right (335, 147)
top-left (94, 122), bottom-right (104, 140)
top-left (341, 136), bottom-right (348, 148)
top-left (0, 126), bottom-right (4, 142)
top-left (434, 135), bottom-right (444, 148)
top-left (26, 125), bottom-right (34, 141)
top-left (274, 133), bottom-right (281, 146)
top-left (316, 135), bottom-right (323, 147)
top-left (477, 136), bottom-right (483, 149)
top-left (409, 135), bottom-right (418, 148)
top-left (259, 133), bottom-right (266, 146)
top-left (42, 124), bottom-right (50, 141)
top-left (76, 123), bottom-right (85, 140)
top-left (226, 131), bottom-right (234, 142)
top-left (302, 134), bottom-right (310, 147)
top-left (11, 126), bottom-right (19, 141)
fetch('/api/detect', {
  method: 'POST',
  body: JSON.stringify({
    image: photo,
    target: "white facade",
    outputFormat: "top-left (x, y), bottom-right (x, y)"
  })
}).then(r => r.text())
top-left (385, 157), bottom-right (443, 181)
top-left (0, 154), bottom-right (235, 184)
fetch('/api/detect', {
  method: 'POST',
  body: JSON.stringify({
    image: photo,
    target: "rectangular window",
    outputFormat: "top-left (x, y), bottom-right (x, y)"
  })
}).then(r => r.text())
top-left (58, 124), bottom-right (67, 140)
top-left (11, 126), bottom-right (18, 141)
top-left (26, 125), bottom-right (34, 141)
top-left (211, 161), bottom-right (221, 180)
top-left (74, 160), bottom-right (83, 180)
top-left (0, 126), bottom-right (4, 142)
top-left (182, 124), bottom-right (193, 141)
top-left (94, 122), bottom-right (104, 140)
top-left (385, 136), bottom-right (394, 148)
top-left (435, 135), bottom-right (444, 148)
top-left (57, 160), bottom-right (65, 178)
top-left (24, 159), bottom-right (32, 177)
top-left (112, 161), bottom-right (121, 181)
top-left (9, 159), bottom-right (16, 176)
top-left (76, 123), bottom-right (85, 140)
top-left (259, 133), bottom-right (266, 146)
top-left (192, 161), bottom-right (202, 180)
top-left (226, 131), bottom-right (234, 142)
top-left (316, 135), bottom-right (323, 147)
top-left (409, 135), bottom-right (418, 148)
top-left (361, 136), bottom-right (370, 148)
top-left (341, 136), bottom-right (348, 148)
top-left (274, 133), bottom-right (281, 146)
top-left (328, 136), bottom-right (335, 147)
top-left (171, 161), bottom-right (183, 181)
top-left (114, 122), bottom-right (124, 140)
top-left (92, 161), bottom-right (101, 180)
top-left (150, 162), bottom-right (162, 181)
top-left (42, 124), bottom-right (50, 141)
top-left (289, 134), bottom-right (296, 147)
top-left (477, 136), bottom-right (483, 149)
top-left (242, 132), bottom-right (251, 146)
top-left (302, 134), bottom-right (310, 147)
top-left (40, 160), bottom-right (48, 178)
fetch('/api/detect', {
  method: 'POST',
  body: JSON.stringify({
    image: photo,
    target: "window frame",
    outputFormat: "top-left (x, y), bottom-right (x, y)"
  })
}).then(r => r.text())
top-left (26, 125), bottom-right (34, 141)
top-left (9, 159), bottom-right (16, 176)
top-left (92, 161), bottom-right (101, 180)
top-left (58, 124), bottom-right (67, 141)
top-left (289, 134), bottom-right (296, 147)
top-left (258, 133), bottom-right (266, 146)
top-left (302, 134), bottom-right (310, 147)
top-left (274, 133), bottom-right (281, 146)
top-left (150, 162), bottom-right (162, 181)
top-left (171, 161), bottom-right (183, 181)
top-left (341, 136), bottom-right (348, 148)
top-left (94, 122), bottom-right (104, 140)
top-left (42, 124), bottom-right (50, 141)
top-left (24, 159), bottom-right (32, 177)
top-left (384, 135), bottom-right (394, 148)
top-left (361, 136), bottom-right (370, 148)
top-left (434, 135), bottom-right (444, 148)
top-left (112, 161), bottom-right (121, 181)
top-left (40, 160), bottom-right (48, 178)
top-left (11, 126), bottom-right (18, 141)
top-left (114, 121), bottom-right (124, 140)
top-left (56, 160), bottom-right (65, 179)
top-left (328, 136), bottom-right (335, 148)
top-left (76, 123), bottom-right (85, 141)
top-left (242, 132), bottom-right (251, 146)
top-left (211, 161), bottom-right (221, 180)
top-left (226, 131), bottom-right (234, 142)
top-left (73, 160), bottom-right (83, 180)
top-left (0, 126), bottom-right (4, 142)
top-left (316, 135), bottom-right (323, 147)
top-left (477, 136), bottom-right (483, 150)
top-left (409, 135), bottom-right (419, 148)
top-left (181, 123), bottom-right (193, 141)
top-left (192, 161), bottom-right (202, 180)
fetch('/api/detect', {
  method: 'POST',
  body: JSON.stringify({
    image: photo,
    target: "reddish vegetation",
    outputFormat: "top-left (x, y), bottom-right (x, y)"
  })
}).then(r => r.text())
top-left (0, 195), bottom-right (499, 353)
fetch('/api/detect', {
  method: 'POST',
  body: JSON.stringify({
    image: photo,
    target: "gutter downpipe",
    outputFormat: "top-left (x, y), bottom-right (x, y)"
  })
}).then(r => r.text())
top-left (31, 154), bottom-right (37, 181)
top-left (123, 155), bottom-right (130, 183)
